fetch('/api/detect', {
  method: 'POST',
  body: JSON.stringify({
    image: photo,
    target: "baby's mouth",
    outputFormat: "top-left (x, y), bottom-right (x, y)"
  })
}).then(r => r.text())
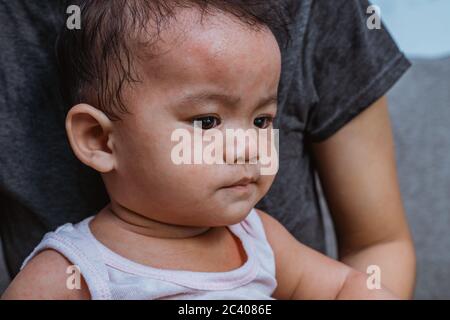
top-left (220, 176), bottom-right (258, 194)
top-left (225, 176), bottom-right (257, 188)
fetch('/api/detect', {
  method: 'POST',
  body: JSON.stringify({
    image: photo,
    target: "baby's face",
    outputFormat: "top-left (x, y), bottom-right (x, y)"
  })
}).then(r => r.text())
top-left (107, 9), bottom-right (281, 227)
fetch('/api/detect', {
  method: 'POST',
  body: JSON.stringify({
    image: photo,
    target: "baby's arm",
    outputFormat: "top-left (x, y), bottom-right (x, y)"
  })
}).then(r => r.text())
top-left (1, 250), bottom-right (90, 300)
top-left (257, 210), bottom-right (398, 300)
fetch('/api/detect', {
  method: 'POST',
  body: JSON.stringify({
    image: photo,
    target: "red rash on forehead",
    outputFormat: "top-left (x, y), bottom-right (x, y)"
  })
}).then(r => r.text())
top-left (124, 7), bottom-right (281, 114)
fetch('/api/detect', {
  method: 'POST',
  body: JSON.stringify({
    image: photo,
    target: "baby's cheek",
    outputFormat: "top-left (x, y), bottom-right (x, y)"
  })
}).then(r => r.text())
top-left (257, 174), bottom-right (276, 195)
top-left (163, 161), bottom-right (212, 188)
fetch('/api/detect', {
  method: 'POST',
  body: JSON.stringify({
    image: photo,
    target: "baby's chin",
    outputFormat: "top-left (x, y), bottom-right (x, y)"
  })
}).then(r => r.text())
top-left (201, 186), bottom-right (264, 225)
top-left (208, 200), bottom-right (256, 226)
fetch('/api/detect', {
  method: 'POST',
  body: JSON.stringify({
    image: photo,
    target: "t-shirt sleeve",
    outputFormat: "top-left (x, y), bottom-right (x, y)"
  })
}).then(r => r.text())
top-left (302, 0), bottom-right (411, 142)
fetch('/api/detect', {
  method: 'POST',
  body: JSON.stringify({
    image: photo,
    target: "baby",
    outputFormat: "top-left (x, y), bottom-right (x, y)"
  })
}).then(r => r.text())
top-left (3, 0), bottom-right (397, 300)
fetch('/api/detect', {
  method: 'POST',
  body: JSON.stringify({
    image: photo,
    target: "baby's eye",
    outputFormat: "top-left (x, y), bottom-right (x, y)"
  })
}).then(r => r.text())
top-left (254, 116), bottom-right (274, 129)
top-left (193, 116), bottom-right (221, 130)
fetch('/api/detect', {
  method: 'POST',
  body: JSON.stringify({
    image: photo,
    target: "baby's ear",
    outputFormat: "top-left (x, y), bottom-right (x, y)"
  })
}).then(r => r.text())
top-left (65, 104), bottom-right (115, 173)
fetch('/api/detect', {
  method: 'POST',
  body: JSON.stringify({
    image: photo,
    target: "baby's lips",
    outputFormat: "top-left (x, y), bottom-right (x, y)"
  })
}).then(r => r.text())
top-left (223, 175), bottom-right (259, 188)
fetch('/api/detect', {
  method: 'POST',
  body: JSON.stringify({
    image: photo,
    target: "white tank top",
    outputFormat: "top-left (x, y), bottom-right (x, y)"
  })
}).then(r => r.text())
top-left (21, 208), bottom-right (277, 300)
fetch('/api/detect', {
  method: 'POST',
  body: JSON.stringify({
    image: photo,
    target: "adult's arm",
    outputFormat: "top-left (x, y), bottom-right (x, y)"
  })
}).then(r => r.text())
top-left (312, 96), bottom-right (416, 299)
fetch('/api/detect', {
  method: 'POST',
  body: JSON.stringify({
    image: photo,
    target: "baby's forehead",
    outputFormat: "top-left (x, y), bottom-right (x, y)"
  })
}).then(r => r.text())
top-left (120, 7), bottom-right (282, 115)
top-left (136, 9), bottom-right (281, 91)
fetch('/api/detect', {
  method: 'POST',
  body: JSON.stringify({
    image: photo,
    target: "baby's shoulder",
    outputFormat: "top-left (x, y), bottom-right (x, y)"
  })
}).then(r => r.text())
top-left (252, 208), bottom-right (280, 235)
top-left (2, 249), bottom-right (90, 300)
top-left (253, 208), bottom-right (300, 255)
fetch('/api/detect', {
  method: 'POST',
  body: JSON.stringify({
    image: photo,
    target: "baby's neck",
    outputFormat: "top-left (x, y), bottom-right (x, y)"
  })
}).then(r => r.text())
top-left (99, 202), bottom-right (213, 239)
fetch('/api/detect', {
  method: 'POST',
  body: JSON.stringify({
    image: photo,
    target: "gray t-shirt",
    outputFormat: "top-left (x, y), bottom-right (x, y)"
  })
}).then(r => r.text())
top-left (0, 0), bottom-right (410, 277)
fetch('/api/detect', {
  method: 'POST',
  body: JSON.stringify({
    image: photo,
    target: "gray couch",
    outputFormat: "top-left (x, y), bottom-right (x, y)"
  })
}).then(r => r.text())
top-left (1, 57), bottom-right (449, 299)
top-left (388, 57), bottom-right (450, 299)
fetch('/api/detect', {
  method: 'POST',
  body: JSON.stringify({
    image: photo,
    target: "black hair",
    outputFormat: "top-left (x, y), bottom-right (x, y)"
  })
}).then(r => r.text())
top-left (57, 0), bottom-right (292, 120)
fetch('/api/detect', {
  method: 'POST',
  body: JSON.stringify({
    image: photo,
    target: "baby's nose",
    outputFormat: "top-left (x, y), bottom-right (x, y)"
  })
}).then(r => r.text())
top-left (223, 129), bottom-right (259, 165)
